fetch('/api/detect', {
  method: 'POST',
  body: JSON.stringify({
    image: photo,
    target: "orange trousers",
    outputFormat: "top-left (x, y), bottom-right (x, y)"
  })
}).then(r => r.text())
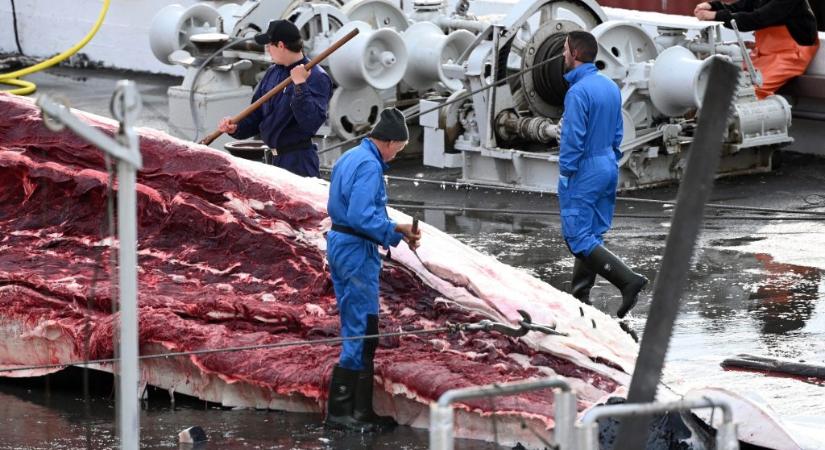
top-left (751, 25), bottom-right (820, 99)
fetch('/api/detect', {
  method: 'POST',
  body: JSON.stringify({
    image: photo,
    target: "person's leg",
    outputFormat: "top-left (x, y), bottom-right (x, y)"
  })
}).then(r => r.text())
top-left (325, 236), bottom-right (376, 432)
top-left (570, 256), bottom-right (597, 304)
top-left (561, 158), bottom-right (612, 257)
top-left (349, 246), bottom-right (396, 428)
top-left (329, 239), bottom-right (371, 372)
top-left (560, 161), bottom-right (603, 306)
top-left (751, 26), bottom-right (818, 98)
top-left (581, 245), bottom-right (648, 318)
top-left (578, 158), bottom-right (647, 317)
top-left (304, 147), bottom-right (320, 178)
top-left (591, 157), bottom-right (618, 246)
top-left (560, 171), bottom-right (600, 257)
top-left (353, 311), bottom-right (397, 427)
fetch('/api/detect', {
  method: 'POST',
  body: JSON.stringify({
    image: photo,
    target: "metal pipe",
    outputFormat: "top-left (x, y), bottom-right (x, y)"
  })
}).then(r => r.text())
top-left (436, 377), bottom-right (571, 407)
top-left (36, 82), bottom-right (144, 450)
top-left (113, 80), bottom-right (142, 450)
top-left (792, 110), bottom-right (825, 121)
top-left (577, 397), bottom-right (737, 450)
top-left (495, 111), bottom-right (560, 143)
top-left (430, 377), bottom-right (573, 450)
top-left (730, 20), bottom-right (762, 86)
top-left (435, 16), bottom-right (489, 33)
top-left (686, 42), bottom-right (740, 58)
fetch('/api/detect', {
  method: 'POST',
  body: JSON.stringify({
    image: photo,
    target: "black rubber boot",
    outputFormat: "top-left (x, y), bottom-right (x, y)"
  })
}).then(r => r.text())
top-left (353, 315), bottom-right (397, 429)
top-left (583, 245), bottom-right (648, 318)
top-left (325, 365), bottom-right (377, 432)
top-left (353, 370), bottom-right (398, 429)
top-left (571, 257), bottom-right (597, 305)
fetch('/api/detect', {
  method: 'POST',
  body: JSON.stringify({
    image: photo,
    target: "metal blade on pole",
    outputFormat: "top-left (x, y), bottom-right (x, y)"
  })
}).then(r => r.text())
top-left (612, 58), bottom-right (740, 450)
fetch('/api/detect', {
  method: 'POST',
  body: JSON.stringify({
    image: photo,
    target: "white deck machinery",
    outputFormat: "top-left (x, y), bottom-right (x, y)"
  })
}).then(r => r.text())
top-left (150, 0), bottom-right (800, 192)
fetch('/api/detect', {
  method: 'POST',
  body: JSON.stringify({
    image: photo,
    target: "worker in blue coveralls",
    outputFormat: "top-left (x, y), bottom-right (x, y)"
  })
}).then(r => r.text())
top-left (218, 19), bottom-right (331, 177)
top-left (324, 108), bottom-right (421, 432)
top-left (559, 31), bottom-right (648, 318)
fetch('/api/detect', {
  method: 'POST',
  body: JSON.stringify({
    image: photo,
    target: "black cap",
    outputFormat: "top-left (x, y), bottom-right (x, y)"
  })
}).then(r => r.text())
top-left (370, 108), bottom-right (409, 142)
top-left (254, 20), bottom-right (301, 46)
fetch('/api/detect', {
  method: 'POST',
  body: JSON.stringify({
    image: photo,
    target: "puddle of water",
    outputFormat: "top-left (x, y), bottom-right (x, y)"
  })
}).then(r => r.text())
top-left (0, 369), bottom-right (502, 449)
top-left (439, 208), bottom-right (825, 420)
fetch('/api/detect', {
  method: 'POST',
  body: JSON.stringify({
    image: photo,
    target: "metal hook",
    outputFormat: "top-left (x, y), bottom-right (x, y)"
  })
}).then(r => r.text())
top-left (517, 310), bottom-right (568, 337)
top-left (37, 94), bottom-right (71, 132)
top-left (462, 309), bottom-right (568, 337)
top-left (460, 310), bottom-right (567, 337)
top-left (461, 319), bottom-right (525, 336)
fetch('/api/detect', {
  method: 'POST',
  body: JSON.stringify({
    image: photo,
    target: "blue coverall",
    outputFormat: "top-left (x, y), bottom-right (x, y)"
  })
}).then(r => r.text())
top-left (231, 57), bottom-right (332, 177)
top-left (326, 138), bottom-right (404, 371)
top-left (558, 63), bottom-right (624, 257)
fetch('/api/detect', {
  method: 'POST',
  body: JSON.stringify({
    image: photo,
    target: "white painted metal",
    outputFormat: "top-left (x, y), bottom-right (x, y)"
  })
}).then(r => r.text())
top-left (402, 22), bottom-right (474, 91)
top-left (420, 98), bottom-right (464, 168)
top-left (149, 3), bottom-right (221, 65)
top-left (649, 46), bottom-right (725, 116)
top-left (329, 85), bottom-right (384, 139)
top-left (731, 95), bottom-right (793, 148)
top-left (429, 377), bottom-right (574, 450)
top-left (590, 21), bottom-right (658, 84)
top-left (167, 82), bottom-right (252, 149)
top-left (137, 0), bottom-right (809, 176)
top-left (328, 20), bottom-right (408, 90)
top-left (113, 81), bottom-right (142, 450)
top-left (341, 0), bottom-right (410, 31)
top-left (577, 397), bottom-right (739, 450)
top-left (286, 3), bottom-right (350, 63)
top-left (216, 3), bottom-right (242, 35)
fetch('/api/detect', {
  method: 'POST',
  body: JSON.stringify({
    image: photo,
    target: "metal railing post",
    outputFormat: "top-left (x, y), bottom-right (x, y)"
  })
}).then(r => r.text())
top-left (113, 80), bottom-right (142, 450)
top-left (37, 82), bottom-right (143, 450)
top-left (429, 377), bottom-right (574, 450)
top-left (554, 389), bottom-right (577, 449)
top-left (577, 397), bottom-right (738, 450)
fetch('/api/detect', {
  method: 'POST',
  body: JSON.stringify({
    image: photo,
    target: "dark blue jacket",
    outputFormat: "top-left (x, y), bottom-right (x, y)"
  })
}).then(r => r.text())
top-left (231, 57), bottom-right (332, 151)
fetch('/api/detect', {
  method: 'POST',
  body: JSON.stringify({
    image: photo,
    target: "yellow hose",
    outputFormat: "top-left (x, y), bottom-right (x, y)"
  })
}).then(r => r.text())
top-left (0, 0), bottom-right (110, 95)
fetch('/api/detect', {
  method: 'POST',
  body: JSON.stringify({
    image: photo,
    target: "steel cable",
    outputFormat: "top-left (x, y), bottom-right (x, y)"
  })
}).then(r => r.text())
top-left (0, 326), bottom-right (463, 375)
top-left (373, 174), bottom-right (825, 217)
top-left (388, 202), bottom-right (825, 221)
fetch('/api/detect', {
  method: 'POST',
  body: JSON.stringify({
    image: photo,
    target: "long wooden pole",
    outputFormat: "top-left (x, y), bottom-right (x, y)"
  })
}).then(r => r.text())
top-left (199, 27), bottom-right (360, 146)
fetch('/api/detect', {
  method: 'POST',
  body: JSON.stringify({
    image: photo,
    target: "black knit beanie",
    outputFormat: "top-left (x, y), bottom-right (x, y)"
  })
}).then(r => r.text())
top-left (369, 108), bottom-right (408, 142)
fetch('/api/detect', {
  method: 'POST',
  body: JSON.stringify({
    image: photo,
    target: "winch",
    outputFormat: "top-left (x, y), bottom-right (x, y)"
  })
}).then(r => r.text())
top-left (149, 0), bottom-right (795, 191)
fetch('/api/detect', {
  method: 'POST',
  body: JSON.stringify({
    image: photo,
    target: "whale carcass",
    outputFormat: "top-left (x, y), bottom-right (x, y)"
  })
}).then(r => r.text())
top-left (0, 93), bottom-right (637, 447)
